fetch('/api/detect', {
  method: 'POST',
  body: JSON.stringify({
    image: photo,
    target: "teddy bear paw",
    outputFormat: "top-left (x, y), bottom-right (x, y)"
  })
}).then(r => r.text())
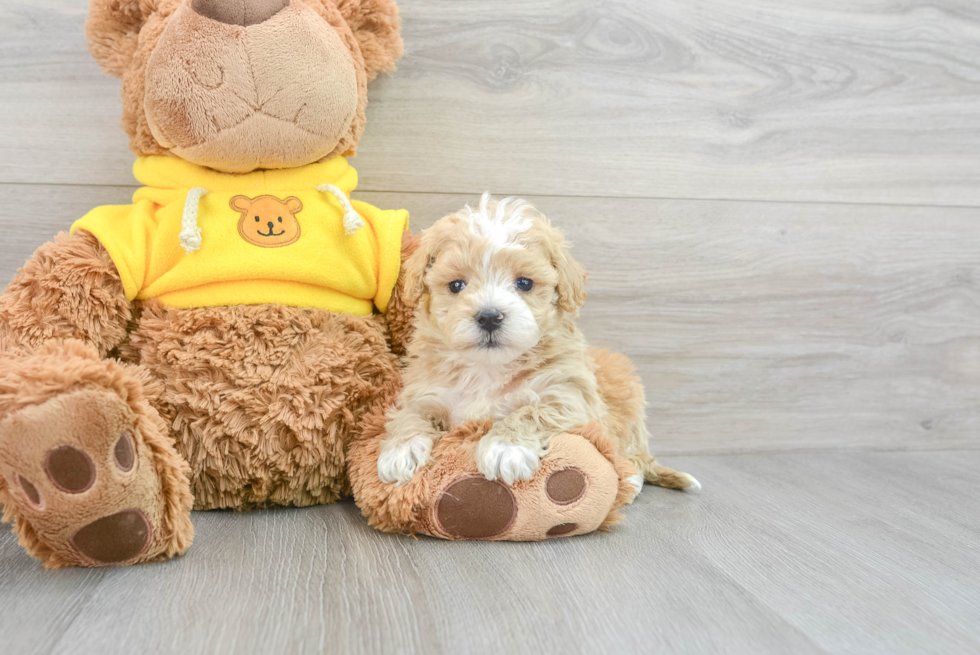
top-left (0, 390), bottom-right (179, 567)
top-left (430, 433), bottom-right (622, 541)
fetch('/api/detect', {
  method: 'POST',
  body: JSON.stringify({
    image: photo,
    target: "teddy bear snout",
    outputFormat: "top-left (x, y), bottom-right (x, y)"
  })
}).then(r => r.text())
top-left (191, 0), bottom-right (290, 27)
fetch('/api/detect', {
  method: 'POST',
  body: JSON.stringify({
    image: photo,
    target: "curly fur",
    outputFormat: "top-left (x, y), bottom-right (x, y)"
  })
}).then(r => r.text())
top-left (385, 230), bottom-right (421, 356)
top-left (0, 231), bottom-right (130, 356)
top-left (0, 340), bottom-right (194, 568)
top-left (383, 198), bottom-right (697, 490)
top-left (119, 301), bottom-right (402, 509)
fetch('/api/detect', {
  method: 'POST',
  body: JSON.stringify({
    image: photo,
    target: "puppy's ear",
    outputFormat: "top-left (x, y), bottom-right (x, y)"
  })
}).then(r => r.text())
top-left (386, 231), bottom-right (421, 353)
top-left (399, 217), bottom-right (459, 308)
top-left (399, 232), bottom-right (432, 309)
top-left (548, 228), bottom-right (588, 313)
top-left (86, 0), bottom-right (149, 78)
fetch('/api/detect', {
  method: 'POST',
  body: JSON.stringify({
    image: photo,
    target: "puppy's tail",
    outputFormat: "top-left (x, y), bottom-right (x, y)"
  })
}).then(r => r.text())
top-left (591, 347), bottom-right (701, 492)
top-left (636, 454), bottom-right (701, 492)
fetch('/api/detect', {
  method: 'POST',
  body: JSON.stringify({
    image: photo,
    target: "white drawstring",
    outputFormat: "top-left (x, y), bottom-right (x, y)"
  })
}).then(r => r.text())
top-left (178, 184), bottom-right (362, 254)
top-left (179, 187), bottom-right (209, 253)
top-left (317, 184), bottom-right (364, 235)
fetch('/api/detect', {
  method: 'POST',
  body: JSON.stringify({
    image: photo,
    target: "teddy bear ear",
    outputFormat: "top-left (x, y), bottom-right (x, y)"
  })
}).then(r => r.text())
top-left (230, 195), bottom-right (252, 213)
top-left (85, 0), bottom-right (149, 78)
top-left (335, 0), bottom-right (404, 82)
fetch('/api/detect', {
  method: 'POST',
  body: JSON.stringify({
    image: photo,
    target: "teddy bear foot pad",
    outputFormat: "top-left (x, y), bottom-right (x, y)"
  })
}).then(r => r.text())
top-left (0, 389), bottom-right (180, 567)
top-left (433, 465), bottom-right (591, 539)
top-left (349, 417), bottom-right (637, 541)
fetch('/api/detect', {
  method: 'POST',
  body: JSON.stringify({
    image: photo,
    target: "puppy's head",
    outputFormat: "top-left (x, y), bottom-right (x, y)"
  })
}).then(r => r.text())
top-left (404, 194), bottom-right (587, 364)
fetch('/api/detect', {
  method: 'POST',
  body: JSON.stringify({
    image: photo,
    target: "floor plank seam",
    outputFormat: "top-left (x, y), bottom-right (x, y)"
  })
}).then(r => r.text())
top-left (1, 181), bottom-right (980, 212)
top-left (659, 445), bottom-right (980, 458)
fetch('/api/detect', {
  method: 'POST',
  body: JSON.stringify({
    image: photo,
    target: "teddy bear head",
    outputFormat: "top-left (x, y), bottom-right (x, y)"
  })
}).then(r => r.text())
top-left (86, 0), bottom-right (402, 173)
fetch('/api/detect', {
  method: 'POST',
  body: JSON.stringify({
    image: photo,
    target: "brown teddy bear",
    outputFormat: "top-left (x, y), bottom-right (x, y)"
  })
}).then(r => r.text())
top-left (0, 0), bottom-right (636, 569)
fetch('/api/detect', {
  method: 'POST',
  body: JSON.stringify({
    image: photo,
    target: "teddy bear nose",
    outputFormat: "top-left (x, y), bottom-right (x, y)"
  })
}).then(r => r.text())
top-left (191, 0), bottom-right (290, 26)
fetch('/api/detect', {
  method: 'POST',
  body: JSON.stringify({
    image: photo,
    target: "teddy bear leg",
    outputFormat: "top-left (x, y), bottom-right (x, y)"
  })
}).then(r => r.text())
top-left (0, 342), bottom-right (194, 568)
top-left (349, 418), bottom-right (637, 541)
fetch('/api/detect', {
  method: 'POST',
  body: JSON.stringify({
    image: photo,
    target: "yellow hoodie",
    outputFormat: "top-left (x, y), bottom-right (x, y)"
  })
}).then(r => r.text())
top-left (71, 156), bottom-right (408, 315)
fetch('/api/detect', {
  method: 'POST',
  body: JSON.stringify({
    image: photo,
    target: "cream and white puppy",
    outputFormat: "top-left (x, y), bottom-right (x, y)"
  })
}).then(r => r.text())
top-left (377, 194), bottom-right (698, 493)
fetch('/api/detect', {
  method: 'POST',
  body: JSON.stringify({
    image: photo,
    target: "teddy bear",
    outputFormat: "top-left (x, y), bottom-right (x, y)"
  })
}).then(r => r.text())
top-left (0, 0), bottom-right (636, 569)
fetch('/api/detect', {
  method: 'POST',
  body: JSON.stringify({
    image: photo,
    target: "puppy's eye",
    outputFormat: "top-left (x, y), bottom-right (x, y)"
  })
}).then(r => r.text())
top-left (255, 216), bottom-right (260, 222)
top-left (278, 217), bottom-right (283, 223)
top-left (449, 280), bottom-right (467, 294)
top-left (515, 277), bottom-right (534, 292)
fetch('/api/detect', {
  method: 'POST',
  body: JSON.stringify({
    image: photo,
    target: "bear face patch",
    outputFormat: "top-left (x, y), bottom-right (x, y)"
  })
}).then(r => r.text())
top-left (231, 195), bottom-right (303, 248)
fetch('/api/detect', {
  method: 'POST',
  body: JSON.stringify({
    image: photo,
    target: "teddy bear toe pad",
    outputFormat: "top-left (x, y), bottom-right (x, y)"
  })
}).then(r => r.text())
top-left (427, 434), bottom-right (620, 541)
top-left (71, 510), bottom-right (153, 564)
top-left (0, 390), bottom-right (167, 566)
top-left (434, 476), bottom-right (517, 539)
top-left (431, 467), bottom-right (592, 540)
top-left (350, 417), bottom-right (636, 542)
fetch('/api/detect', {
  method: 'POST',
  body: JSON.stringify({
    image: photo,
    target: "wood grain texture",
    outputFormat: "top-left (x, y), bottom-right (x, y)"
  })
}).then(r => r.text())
top-left (0, 1), bottom-right (978, 652)
top-left (2, 1), bottom-right (980, 204)
top-left (1, 450), bottom-right (978, 654)
top-left (2, 185), bottom-right (976, 455)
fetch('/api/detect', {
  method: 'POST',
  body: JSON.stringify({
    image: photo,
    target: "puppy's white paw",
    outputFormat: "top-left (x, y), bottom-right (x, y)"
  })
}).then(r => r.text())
top-left (378, 436), bottom-right (433, 485)
top-left (477, 440), bottom-right (541, 485)
top-left (628, 473), bottom-right (645, 498)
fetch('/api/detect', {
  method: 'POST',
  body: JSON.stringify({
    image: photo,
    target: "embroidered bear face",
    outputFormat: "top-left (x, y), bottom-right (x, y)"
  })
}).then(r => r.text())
top-left (231, 195), bottom-right (303, 248)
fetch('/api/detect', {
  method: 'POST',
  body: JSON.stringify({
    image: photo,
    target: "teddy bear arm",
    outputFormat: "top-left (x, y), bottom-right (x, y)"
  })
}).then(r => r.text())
top-left (0, 230), bottom-right (132, 356)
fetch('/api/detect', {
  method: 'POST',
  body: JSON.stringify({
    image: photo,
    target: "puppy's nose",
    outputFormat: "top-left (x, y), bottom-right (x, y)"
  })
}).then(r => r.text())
top-left (267, 221), bottom-right (275, 230)
top-left (191, 0), bottom-right (290, 26)
top-left (475, 310), bottom-right (505, 333)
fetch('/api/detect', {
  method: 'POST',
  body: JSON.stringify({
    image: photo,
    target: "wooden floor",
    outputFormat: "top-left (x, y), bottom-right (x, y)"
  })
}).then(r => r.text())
top-left (1, 1), bottom-right (978, 653)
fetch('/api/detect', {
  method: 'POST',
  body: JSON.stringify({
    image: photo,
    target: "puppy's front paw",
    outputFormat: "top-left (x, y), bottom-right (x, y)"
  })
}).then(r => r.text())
top-left (476, 438), bottom-right (541, 485)
top-left (378, 436), bottom-right (434, 485)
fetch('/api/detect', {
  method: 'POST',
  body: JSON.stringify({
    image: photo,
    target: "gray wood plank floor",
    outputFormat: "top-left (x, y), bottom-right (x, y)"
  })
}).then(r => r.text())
top-left (0, 1), bottom-right (978, 654)
top-left (2, 451), bottom-right (979, 655)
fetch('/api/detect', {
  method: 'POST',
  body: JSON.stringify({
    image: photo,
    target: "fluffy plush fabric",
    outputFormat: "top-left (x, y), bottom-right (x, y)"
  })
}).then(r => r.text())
top-left (118, 301), bottom-right (402, 509)
top-left (349, 413), bottom-right (637, 540)
top-left (2, 0), bottom-right (408, 567)
top-left (143, 2), bottom-right (360, 171)
top-left (0, 231), bottom-right (131, 356)
top-left (85, 0), bottom-right (147, 78)
top-left (334, 0), bottom-right (403, 82)
top-left (0, 341), bottom-right (194, 569)
top-left (86, 0), bottom-right (402, 170)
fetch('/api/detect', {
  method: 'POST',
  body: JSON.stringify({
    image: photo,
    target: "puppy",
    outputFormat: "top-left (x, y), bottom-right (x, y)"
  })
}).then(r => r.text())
top-left (378, 194), bottom-right (699, 493)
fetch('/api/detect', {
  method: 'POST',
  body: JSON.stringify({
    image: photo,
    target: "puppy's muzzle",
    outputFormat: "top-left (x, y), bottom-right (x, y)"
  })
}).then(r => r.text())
top-left (475, 309), bottom-right (505, 334)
